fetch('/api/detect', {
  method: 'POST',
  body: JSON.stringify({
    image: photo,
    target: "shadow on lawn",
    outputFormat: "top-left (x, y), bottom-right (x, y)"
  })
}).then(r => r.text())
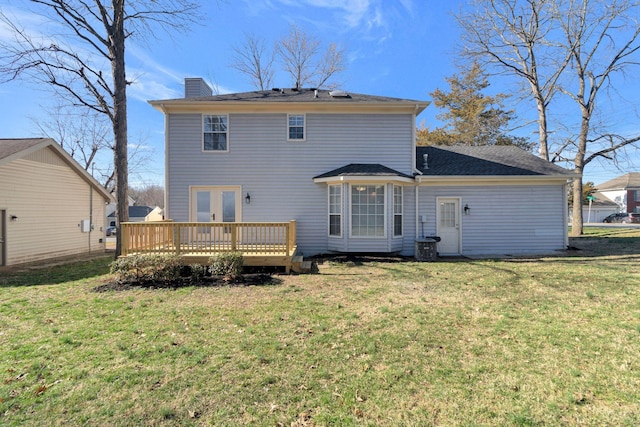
top-left (0, 254), bottom-right (113, 288)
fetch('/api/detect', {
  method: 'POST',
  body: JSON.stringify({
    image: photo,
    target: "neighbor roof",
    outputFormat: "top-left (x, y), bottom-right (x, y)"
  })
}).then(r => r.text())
top-left (108, 206), bottom-right (155, 218)
top-left (0, 137), bottom-right (113, 201)
top-left (416, 145), bottom-right (577, 177)
top-left (596, 172), bottom-right (640, 190)
top-left (0, 138), bottom-right (47, 163)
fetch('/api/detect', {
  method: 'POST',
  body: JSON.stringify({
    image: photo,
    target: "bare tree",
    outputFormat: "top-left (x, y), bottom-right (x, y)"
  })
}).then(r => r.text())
top-left (276, 24), bottom-right (345, 89)
top-left (129, 183), bottom-right (164, 208)
top-left (457, 0), bottom-right (640, 235)
top-left (0, 0), bottom-right (199, 255)
top-left (232, 24), bottom-right (345, 90)
top-left (230, 33), bottom-right (275, 91)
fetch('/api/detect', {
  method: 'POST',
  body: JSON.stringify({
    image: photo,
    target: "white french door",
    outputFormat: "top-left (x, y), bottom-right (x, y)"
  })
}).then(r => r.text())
top-left (436, 197), bottom-right (461, 255)
top-left (192, 187), bottom-right (240, 224)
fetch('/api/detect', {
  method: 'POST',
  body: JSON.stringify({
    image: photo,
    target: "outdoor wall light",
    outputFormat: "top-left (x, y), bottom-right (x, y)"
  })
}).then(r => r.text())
top-left (463, 204), bottom-right (470, 215)
top-left (10, 215), bottom-right (18, 221)
top-left (245, 193), bottom-right (251, 204)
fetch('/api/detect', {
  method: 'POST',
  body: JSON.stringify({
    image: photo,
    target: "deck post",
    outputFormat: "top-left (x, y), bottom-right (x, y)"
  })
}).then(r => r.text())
top-left (231, 223), bottom-right (237, 251)
top-left (175, 223), bottom-right (181, 255)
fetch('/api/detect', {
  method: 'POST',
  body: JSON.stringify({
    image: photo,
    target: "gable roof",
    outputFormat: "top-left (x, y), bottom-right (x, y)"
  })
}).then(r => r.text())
top-left (0, 138), bottom-right (113, 201)
top-left (416, 145), bottom-right (577, 179)
top-left (150, 88), bottom-right (430, 114)
top-left (596, 172), bottom-right (640, 191)
top-left (107, 205), bottom-right (155, 218)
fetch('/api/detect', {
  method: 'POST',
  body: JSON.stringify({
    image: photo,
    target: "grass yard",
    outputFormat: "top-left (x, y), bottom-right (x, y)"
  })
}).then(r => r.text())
top-left (1, 230), bottom-right (639, 426)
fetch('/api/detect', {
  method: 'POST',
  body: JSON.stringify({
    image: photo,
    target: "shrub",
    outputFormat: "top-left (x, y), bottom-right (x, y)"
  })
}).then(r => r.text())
top-left (188, 264), bottom-right (209, 282)
top-left (111, 254), bottom-right (184, 283)
top-left (209, 252), bottom-right (244, 281)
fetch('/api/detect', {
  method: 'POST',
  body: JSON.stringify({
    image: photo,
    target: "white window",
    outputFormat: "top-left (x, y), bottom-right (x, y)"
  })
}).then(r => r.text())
top-left (351, 184), bottom-right (385, 237)
top-left (393, 185), bottom-right (403, 237)
top-left (329, 185), bottom-right (342, 237)
top-left (288, 114), bottom-right (305, 141)
top-left (203, 115), bottom-right (228, 151)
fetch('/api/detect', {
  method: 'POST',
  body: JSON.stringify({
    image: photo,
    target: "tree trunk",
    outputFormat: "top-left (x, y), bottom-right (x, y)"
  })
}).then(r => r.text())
top-left (112, 0), bottom-right (129, 257)
top-left (570, 115), bottom-right (590, 237)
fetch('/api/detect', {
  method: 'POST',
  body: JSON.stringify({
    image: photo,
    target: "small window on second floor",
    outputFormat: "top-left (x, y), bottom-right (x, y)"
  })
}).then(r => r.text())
top-left (288, 114), bottom-right (305, 141)
top-left (203, 115), bottom-right (228, 151)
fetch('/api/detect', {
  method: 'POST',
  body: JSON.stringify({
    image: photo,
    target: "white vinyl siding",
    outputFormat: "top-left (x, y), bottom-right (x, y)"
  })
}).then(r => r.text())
top-left (166, 112), bottom-right (414, 256)
top-left (418, 184), bottom-right (567, 256)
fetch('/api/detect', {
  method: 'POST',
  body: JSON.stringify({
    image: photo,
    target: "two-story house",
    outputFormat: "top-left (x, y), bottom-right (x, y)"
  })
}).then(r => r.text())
top-left (147, 78), bottom-right (576, 260)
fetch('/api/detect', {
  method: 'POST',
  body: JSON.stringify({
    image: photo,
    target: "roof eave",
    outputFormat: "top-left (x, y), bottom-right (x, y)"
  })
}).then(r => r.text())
top-left (416, 174), bottom-right (579, 184)
top-left (313, 175), bottom-right (415, 184)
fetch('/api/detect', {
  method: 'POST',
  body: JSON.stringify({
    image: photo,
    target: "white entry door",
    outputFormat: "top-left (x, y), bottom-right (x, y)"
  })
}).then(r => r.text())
top-left (436, 198), bottom-right (461, 255)
top-left (191, 187), bottom-right (241, 223)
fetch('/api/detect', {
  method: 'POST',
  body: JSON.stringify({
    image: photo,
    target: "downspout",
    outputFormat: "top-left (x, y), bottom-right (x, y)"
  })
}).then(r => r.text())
top-left (89, 183), bottom-right (93, 253)
top-left (563, 181), bottom-right (569, 249)
top-left (163, 105), bottom-right (170, 219)
top-left (412, 104), bottom-right (422, 243)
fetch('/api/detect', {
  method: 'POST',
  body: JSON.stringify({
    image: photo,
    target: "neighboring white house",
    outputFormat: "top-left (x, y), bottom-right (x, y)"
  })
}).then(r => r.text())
top-left (0, 138), bottom-right (112, 267)
top-left (597, 172), bottom-right (640, 213)
top-left (568, 191), bottom-right (619, 223)
top-left (148, 78), bottom-right (577, 258)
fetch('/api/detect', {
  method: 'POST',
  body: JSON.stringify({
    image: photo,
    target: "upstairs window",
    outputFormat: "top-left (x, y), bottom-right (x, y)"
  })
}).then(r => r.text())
top-left (203, 115), bottom-right (228, 151)
top-left (288, 114), bottom-right (305, 141)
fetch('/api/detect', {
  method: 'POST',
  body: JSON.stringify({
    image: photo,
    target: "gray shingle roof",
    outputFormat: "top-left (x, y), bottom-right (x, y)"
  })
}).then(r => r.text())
top-left (152, 88), bottom-right (427, 105)
top-left (314, 164), bottom-right (413, 180)
top-left (596, 172), bottom-right (640, 190)
top-left (0, 138), bottom-right (49, 162)
top-left (416, 145), bottom-right (576, 177)
top-left (107, 206), bottom-right (154, 218)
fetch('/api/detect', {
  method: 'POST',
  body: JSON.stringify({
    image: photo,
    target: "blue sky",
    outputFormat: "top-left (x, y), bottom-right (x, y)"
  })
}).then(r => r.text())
top-left (1, 0), bottom-right (638, 187)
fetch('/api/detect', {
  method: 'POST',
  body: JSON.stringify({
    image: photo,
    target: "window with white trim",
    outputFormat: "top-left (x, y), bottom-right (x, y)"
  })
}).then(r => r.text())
top-left (203, 115), bottom-right (228, 151)
top-left (393, 185), bottom-right (403, 237)
top-left (288, 114), bottom-right (305, 141)
top-left (329, 185), bottom-right (342, 236)
top-left (351, 184), bottom-right (385, 237)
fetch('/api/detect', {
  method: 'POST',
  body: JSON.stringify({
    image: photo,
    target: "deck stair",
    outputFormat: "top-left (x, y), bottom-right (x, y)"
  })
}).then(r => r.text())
top-left (291, 255), bottom-right (318, 274)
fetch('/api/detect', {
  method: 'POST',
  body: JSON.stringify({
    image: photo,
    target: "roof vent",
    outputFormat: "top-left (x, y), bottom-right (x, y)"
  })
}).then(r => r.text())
top-left (423, 154), bottom-right (429, 170)
top-left (314, 89), bottom-right (318, 98)
top-left (329, 90), bottom-right (350, 98)
top-left (271, 87), bottom-right (280, 91)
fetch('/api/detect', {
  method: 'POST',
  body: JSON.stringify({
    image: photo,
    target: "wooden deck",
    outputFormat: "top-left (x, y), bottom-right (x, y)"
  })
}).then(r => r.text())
top-left (120, 220), bottom-right (298, 272)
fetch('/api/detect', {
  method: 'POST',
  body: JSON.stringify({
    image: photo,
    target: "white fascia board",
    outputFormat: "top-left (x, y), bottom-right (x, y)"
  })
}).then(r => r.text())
top-left (416, 175), bottom-right (579, 186)
top-left (313, 175), bottom-right (415, 184)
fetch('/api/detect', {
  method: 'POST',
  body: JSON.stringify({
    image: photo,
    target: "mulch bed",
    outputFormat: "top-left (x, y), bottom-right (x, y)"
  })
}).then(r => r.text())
top-left (92, 273), bottom-right (282, 292)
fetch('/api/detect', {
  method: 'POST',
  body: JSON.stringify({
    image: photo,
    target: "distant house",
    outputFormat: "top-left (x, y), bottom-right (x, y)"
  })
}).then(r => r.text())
top-left (144, 206), bottom-right (164, 221)
top-left (569, 191), bottom-right (619, 223)
top-left (143, 78), bottom-right (578, 259)
top-left (0, 138), bottom-right (112, 267)
top-left (597, 172), bottom-right (640, 213)
top-left (107, 205), bottom-right (154, 226)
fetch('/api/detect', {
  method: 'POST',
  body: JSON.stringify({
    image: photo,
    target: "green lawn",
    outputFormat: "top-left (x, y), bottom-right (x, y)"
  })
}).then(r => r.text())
top-left (1, 232), bottom-right (639, 426)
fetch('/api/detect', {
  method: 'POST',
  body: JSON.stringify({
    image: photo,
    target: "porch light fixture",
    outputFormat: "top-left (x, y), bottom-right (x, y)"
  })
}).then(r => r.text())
top-left (245, 193), bottom-right (251, 204)
top-left (10, 215), bottom-right (18, 221)
top-left (463, 204), bottom-right (470, 215)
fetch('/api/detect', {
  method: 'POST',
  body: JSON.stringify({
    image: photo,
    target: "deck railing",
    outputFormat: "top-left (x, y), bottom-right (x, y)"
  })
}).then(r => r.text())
top-left (120, 220), bottom-right (297, 257)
